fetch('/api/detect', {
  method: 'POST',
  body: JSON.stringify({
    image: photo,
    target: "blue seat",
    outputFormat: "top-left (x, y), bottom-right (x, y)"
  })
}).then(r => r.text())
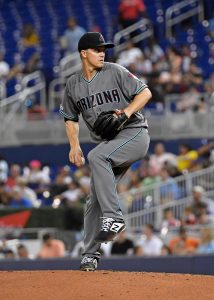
top-left (1, 0), bottom-right (213, 99)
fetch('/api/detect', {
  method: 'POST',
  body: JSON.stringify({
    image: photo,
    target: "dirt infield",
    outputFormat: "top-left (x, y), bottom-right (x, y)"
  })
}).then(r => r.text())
top-left (1, 270), bottom-right (214, 300)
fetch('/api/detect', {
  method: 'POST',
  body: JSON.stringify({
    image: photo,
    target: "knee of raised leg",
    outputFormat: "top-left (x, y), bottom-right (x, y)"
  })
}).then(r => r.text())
top-left (87, 148), bottom-right (105, 164)
top-left (87, 149), bottom-right (97, 164)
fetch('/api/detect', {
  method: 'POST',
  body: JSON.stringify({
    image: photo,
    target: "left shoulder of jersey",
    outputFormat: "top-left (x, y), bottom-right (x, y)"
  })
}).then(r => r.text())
top-left (104, 62), bottom-right (126, 71)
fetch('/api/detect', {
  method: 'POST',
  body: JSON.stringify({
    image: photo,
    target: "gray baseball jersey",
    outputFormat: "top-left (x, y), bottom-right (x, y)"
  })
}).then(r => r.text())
top-left (60, 62), bottom-right (148, 142)
top-left (60, 61), bottom-right (151, 259)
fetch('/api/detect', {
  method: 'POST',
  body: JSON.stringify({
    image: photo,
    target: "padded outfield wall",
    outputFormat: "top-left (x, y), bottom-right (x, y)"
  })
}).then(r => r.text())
top-left (0, 255), bottom-right (214, 275)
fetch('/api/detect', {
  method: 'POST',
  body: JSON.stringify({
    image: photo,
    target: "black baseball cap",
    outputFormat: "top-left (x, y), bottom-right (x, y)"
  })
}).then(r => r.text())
top-left (78, 32), bottom-right (114, 52)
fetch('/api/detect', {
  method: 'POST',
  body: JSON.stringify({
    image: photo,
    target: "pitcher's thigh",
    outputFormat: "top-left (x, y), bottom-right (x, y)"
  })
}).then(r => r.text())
top-left (88, 128), bottom-right (150, 167)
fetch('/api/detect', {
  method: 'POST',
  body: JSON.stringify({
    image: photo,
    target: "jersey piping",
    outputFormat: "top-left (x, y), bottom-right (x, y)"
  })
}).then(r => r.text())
top-left (81, 71), bottom-right (100, 83)
top-left (135, 84), bottom-right (148, 95)
top-left (59, 110), bottom-right (79, 121)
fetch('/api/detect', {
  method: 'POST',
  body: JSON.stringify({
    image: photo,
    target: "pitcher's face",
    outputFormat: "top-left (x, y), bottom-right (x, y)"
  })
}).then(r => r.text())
top-left (82, 46), bottom-right (106, 68)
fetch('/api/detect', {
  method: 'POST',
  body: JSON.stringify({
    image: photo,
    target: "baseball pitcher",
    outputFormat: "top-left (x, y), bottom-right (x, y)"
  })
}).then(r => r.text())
top-left (60, 32), bottom-right (152, 271)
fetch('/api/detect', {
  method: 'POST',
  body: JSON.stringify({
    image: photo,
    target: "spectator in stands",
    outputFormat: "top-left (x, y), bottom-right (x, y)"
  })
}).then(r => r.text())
top-left (74, 165), bottom-right (91, 196)
top-left (180, 45), bottom-right (192, 73)
top-left (149, 143), bottom-right (177, 175)
top-left (0, 154), bottom-right (8, 182)
top-left (6, 164), bottom-right (22, 188)
top-left (159, 167), bottom-right (181, 203)
top-left (55, 165), bottom-right (73, 185)
top-left (118, 168), bottom-right (142, 195)
top-left (167, 46), bottom-right (183, 73)
top-left (146, 67), bottom-right (165, 104)
top-left (196, 227), bottom-right (214, 254)
top-left (181, 206), bottom-right (197, 226)
top-left (55, 181), bottom-right (83, 208)
top-left (141, 163), bottom-right (160, 193)
top-left (161, 208), bottom-right (181, 231)
top-left (20, 23), bottom-right (40, 48)
top-left (0, 181), bottom-right (10, 207)
top-left (23, 160), bottom-right (50, 186)
top-left (49, 166), bottom-right (71, 199)
top-left (192, 96), bottom-right (208, 114)
top-left (60, 17), bottom-right (86, 55)
top-left (176, 143), bottom-right (214, 173)
top-left (191, 186), bottom-right (207, 220)
top-left (22, 52), bottom-right (41, 75)
top-left (135, 224), bottom-right (163, 256)
top-left (9, 186), bottom-right (33, 208)
top-left (160, 244), bottom-right (172, 256)
top-left (205, 72), bottom-right (214, 95)
top-left (191, 185), bottom-right (214, 217)
top-left (0, 52), bottom-right (10, 82)
top-left (4, 249), bottom-right (15, 259)
top-left (158, 46), bottom-right (183, 93)
top-left (132, 51), bottom-right (153, 77)
top-left (197, 203), bottom-right (213, 225)
top-left (50, 165), bottom-right (72, 198)
top-left (17, 244), bottom-right (31, 259)
top-left (118, 0), bottom-right (147, 30)
top-left (176, 85), bottom-right (201, 112)
top-left (117, 168), bottom-right (133, 193)
top-left (169, 226), bottom-right (200, 255)
top-left (111, 231), bottom-right (134, 256)
top-left (187, 62), bottom-right (204, 88)
top-left (15, 176), bottom-right (41, 208)
top-left (144, 37), bottom-right (165, 64)
top-left (128, 170), bottom-right (142, 191)
top-left (133, 245), bottom-right (144, 255)
top-left (116, 41), bottom-right (143, 69)
top-left (37, 233), bottom-right (65, 258)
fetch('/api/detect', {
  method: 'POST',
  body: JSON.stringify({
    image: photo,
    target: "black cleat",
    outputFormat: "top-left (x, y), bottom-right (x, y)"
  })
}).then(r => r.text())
top-left (95, 217), bottom-right (126, 243)
top-left (80, 256), bottom-right (98, 272)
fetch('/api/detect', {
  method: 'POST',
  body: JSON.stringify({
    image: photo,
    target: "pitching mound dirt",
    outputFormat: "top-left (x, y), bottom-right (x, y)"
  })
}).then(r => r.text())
top-left (1, 270), bottom-right (214, 300)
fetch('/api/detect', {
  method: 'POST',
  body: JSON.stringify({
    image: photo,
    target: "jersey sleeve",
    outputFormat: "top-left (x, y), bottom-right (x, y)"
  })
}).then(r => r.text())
top-left (59, 81), bottom-right (80, 121)
top-left (112, 63), bottom-right (148, 100)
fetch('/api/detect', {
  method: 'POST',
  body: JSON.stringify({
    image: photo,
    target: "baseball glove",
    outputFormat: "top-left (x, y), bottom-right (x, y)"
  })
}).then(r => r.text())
top-left (93, 109), bottom-right (129, 140)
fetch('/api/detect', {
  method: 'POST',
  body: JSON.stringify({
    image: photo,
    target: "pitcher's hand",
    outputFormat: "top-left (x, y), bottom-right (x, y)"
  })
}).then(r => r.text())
top-left (69, 146), bottom-right (85, 167)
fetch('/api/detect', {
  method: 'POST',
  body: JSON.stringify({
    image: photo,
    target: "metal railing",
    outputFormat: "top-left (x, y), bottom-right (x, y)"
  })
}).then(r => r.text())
top-left (0, 71), bottom-right (46, 139)
top-left (165, 0), bottom-right (204, 39)
top-left (48, 77), bottom-right (66, 111)
top-left (114, 18), bottom-right (153, 55)
top-left (0, 71), bottom-right (46, 111)
top-left (120, 165), bottom-right (214, 230)
top-left (0, 80), bottom-right (6, 100)
top-left (164, 93), bottom-right (214, 113)
top-left (57, 52), bottom-right (82, 78)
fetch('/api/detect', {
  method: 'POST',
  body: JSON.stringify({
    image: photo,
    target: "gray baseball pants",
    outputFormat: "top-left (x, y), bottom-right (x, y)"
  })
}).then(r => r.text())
top-left (83, 127), bottom-right (150, 257)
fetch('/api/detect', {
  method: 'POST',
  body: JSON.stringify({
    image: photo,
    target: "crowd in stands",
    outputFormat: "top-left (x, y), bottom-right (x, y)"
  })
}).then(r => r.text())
top-left (1, 142), bottom-right (214, 210)
top-left (1, 223), bottom-right (214, 260)
top-left (0, 233), bottom-right (66, 260)
top-left (115, 38), bottom-right (214, 113)
top-left (0, 140), bottom-right (214, 260)
top-left (0, 0), bottom-right (213, 116)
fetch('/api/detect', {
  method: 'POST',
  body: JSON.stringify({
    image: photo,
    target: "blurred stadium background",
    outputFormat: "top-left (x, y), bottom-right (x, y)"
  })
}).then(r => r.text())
top-left (0, 0), bottom-right (214, 273)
